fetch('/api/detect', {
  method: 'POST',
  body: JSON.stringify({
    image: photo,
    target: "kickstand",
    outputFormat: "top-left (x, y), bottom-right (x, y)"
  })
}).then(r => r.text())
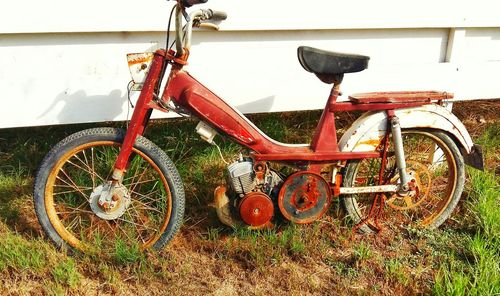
top-left (351, 119), bottom-right (392, 239)
top-left (351, 193), bottom-right (386, 237)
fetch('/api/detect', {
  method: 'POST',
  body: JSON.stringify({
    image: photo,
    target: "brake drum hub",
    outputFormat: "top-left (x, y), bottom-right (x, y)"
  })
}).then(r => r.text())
top-left (387, 161), bottom-right (431, 210)
top-left (278, 171), bottom-right (331, 224)
top-left (90, 183), bottom-right (131, 220)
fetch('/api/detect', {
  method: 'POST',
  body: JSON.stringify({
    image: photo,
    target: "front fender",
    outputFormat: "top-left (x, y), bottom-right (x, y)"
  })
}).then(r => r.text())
top-left (338, 104), bottom-right (476, 160)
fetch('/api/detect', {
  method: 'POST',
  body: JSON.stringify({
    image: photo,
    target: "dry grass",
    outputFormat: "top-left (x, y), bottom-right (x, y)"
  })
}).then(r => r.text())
top-left (0, 100), bottom-right (498, 295)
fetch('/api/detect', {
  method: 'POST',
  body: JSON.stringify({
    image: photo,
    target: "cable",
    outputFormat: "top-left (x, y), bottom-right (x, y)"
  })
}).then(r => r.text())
top-left (165, 4), bottom-right (177, 50)
top-left (212, 141), bottom-right (229, 165)
top-left (169, 24), bottom-right (187, 50)
top-left (126, 80), bottom-right (134, 129)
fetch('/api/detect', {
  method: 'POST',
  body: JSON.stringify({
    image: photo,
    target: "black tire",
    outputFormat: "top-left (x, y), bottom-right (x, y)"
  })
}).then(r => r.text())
top-left (341, 130), bottom-right (465, 233)
top-left (34, 128), bottom-right (185, 252)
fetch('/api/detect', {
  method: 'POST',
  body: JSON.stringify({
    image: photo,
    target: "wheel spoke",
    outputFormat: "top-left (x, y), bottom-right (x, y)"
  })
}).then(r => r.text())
top-left (132, 199), bottom-right (163, 214)
top-left (117, 217), bottom-right (158, 232)
top-left (41, 136), bottom-right (177, 253)
top-left (74, 153), bottom-right (106, 184)
top-left (126, 178), bottom-right (159, 188)
top-left (130, 166), bottom-right (150, 196)
top-left (65, 215), bottom-right (81, 232)
top-left (114, 221), bottom-right (134, 242)
top-left (53, 189), bottom-right (88, 196)
top-left (344, 130), bottom-right (460, 232)
top-left (56, 170), bottom-right (90, 201)
top-left (57, 208), bottom-right (94, 215)
top-left (130, 189), bottom-right (162, 204)
top-left (81, 150), bottom-right (95, 189)
top-left (125, 207), bottom-right (147, 243)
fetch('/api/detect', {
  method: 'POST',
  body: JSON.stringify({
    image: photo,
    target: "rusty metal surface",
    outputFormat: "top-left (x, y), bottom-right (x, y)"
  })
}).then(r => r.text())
top-left (386, 161), bottom-right (431, 210)
top-left (114, 50), bottom-right (166, 171)
top-left (348, 91), bottom-right (453, 104)
top-left (353, 128), bottom-right (392, 233)
top-left (213, 186), bottom-right (238, 228)
top-left (253, 162), bottom-right (266, 181)
top-left (239, 192), bottom-right (274, 227)
top-left (333, 173), bottom-right (342, 197)
top-left (250, 151), bottom-right (380, 162)
top-left (278, 171), bottom-right (331, 224)
top-left (127, 53), bottom-right (154, 91)
top-left (339, 184), bottom-right (398, 194)
top-left (331, 101), bottom-right (429, 112)
top-left (338, 104), bottom-right (476, 155)
top-left (310, 84), bottom-right (341, 152)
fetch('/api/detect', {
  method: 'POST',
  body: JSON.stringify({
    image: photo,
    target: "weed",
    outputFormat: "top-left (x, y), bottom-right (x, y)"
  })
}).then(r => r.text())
top-left (353, 241), bottom-right (372, 261)
top-left (205, 227), bottom-right (222, 242)
top-left (434, 257), bottom-right (471, 296)
top-left (0, 233), bottom-right (47, 272)
top-left (0, 170), bottom-right (29, 224)
top-left (98, 262), bottom-right (121, 284)
top-left (385, 258), bottom-right (409, 286)
top-left (290, 239), bottom-right (306, 254)
top-left (52, 259), bottom-right (81, 288)
top-left (435, 167), bottom-right (500, 295)
top-left (476, 123), bottom-right (500, 151)
top-left (0, 102), bottom-right (497, 295)
top-left (467, 169), bottom-right (500, 239)
top-left (112, 240), bottom-right (145, 265)
top-left (44, 280), bottom-right (66, 296)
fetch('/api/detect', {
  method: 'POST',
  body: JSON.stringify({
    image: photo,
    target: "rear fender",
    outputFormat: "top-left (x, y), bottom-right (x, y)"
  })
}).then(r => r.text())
top-left (338, 104), bottom-right (483, 169)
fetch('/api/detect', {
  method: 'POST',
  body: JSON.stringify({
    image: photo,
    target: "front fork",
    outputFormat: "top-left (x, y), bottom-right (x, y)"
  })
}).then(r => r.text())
top-left (111, 50), bottom-right (167, 185)
top-left (389, 115), bottom-right (411, 193)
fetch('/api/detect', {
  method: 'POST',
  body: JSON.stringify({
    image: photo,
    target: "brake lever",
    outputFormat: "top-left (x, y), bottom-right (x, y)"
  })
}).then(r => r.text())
top-left (197, 22), bottom-right (219, 31)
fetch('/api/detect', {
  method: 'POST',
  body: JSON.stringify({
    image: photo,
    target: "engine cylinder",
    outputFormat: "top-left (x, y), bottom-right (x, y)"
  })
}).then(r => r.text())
top-left (227, 159), bottom-right (254, 195)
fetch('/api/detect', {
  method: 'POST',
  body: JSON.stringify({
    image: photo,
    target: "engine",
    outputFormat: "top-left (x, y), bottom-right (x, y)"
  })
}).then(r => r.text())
top-left (215, 157), bottom-right (283, 228)
top-left (227, 157), bottom-right (282, 197)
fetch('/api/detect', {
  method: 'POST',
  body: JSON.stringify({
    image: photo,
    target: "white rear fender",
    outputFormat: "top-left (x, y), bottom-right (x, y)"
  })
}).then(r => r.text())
top-left (338, 104), bottom-right (478, 163)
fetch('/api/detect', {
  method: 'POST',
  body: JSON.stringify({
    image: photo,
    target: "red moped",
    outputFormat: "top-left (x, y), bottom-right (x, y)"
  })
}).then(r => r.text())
top-left (34, 0), bottom-right (483, 252)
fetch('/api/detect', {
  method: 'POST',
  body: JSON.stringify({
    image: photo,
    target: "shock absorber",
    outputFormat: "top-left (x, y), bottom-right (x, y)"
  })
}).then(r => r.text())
top-left (390, 116), bottom-right (410, 193)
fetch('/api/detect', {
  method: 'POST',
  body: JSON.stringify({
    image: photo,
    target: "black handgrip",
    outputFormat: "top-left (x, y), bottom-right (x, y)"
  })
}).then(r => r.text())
top-left (208, 9), bottom-right (227, 21)
top-left (181, 0), bottom-right (208, 7)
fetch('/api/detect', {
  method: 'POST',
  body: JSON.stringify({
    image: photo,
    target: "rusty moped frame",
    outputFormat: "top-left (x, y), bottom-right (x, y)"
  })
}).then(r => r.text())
top-left (34, 0), bottom-right (483, 252)
top-left (114, 2), bottom-right (483, 230)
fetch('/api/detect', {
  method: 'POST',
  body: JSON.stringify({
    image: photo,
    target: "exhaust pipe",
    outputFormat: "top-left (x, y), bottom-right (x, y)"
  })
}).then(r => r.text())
top-left (213, 186), bottom-right (238, 228)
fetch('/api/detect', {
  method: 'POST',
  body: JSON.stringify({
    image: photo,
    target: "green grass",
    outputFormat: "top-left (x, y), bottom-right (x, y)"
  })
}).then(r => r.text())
top-left (385, 258), bottom-right (410, 286)
top-left (434, 167), bottom-right (500, 295)
top-left (0, 104), bottom-right (498, 294)
top-left (112, 240), bottom-right (145, 265)
top-left (354, 240), bottom-right (371, 258)
top-left (52, 258), bottom-right (81, 288)
top-left (0, 232), bottom-right (47, 272)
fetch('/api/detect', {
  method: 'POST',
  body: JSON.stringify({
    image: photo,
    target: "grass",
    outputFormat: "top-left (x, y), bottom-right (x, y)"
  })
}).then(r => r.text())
top-left (112, 240), bottom-right (145, 265)
top-left (0, 232), bottom-right (47, 272)
top-left (52, 259), bottom-right (81, 288)
top-left (433, 121), bottom-right (500, 296)
top-left (0, 101), bottom-right (498, 294)
top-left (434, 168), bottom-right (500, 296)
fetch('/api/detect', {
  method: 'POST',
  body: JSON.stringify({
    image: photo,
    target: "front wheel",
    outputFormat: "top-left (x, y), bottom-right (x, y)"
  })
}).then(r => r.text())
top-left (341, 130), bottom-right (465, 233)
top-left (34, 128), bottom-right (185, 252)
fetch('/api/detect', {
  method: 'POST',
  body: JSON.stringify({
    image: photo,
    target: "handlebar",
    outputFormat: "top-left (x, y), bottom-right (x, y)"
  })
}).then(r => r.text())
top-left (206, 9), bottom-right (227, 21)
top-left (174, 4), bottom-right (227, 56)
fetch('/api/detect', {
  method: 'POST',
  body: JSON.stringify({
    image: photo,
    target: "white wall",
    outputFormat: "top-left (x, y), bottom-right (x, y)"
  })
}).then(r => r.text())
top-left (1, 0), bottom-right (499, 128)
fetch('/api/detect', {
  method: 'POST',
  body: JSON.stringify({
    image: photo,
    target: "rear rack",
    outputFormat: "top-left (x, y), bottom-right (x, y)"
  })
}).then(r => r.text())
top-left (348, 91), bottom-right (453, 104)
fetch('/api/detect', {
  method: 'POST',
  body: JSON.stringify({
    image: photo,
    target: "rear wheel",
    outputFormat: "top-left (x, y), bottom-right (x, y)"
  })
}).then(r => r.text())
top-left (342, 130), bottom-right (465, 233)
top-left (34, 128), bottom-right (185, 252)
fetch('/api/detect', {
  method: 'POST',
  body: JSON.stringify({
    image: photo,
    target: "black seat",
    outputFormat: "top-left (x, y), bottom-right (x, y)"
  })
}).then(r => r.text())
top-left (298, 46), bottom-right (370, 84)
